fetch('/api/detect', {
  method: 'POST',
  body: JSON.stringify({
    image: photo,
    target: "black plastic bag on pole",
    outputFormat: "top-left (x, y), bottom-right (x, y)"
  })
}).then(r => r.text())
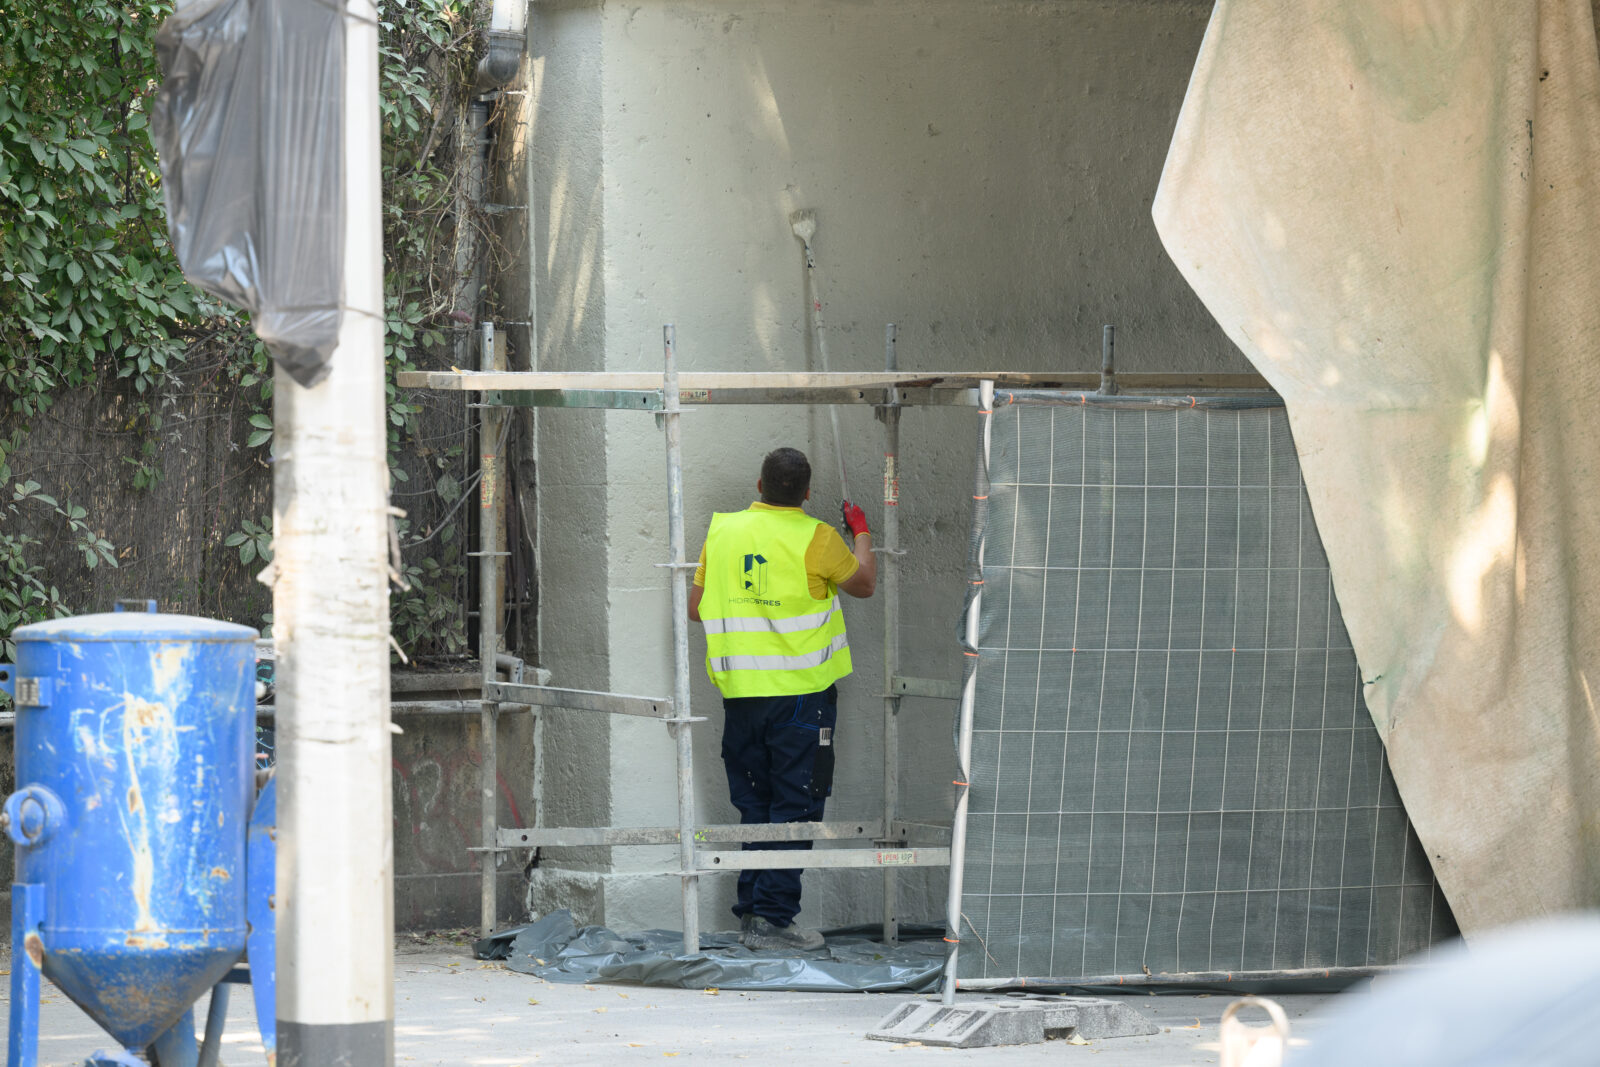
top-left (150, 0), bottom-right (344, 387)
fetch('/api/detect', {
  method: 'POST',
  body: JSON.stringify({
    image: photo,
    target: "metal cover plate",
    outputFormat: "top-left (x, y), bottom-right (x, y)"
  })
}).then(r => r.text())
top-left (12, 612), bottom-right (258, 643)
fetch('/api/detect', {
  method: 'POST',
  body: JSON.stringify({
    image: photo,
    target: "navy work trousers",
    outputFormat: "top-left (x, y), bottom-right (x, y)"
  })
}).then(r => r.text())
top-left (720, 685), bottom-right (839, 928)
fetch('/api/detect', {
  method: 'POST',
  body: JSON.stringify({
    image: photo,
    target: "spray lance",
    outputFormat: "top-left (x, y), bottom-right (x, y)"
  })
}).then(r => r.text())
top-left (789, 208), bottom-right (859, 536)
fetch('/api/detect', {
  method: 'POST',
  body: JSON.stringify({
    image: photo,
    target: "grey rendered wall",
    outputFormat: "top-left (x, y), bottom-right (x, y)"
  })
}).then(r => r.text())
top-left (528, 0), bottom-right (1243, 932)
top-left (524, 1), bottom-right (617, 917)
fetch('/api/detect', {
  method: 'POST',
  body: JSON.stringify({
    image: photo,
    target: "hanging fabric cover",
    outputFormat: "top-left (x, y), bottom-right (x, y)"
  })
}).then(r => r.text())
top-left (1153, 2), bottom-right (1600, 933)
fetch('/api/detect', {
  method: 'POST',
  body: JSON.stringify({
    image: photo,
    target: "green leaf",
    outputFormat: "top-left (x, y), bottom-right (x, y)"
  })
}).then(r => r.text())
top-left (247, 414), bottom-right (273, 430)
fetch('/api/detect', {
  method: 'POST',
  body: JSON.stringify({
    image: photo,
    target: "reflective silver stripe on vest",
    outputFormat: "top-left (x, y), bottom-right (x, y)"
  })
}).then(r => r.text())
top-left (701, 597), bottom-right (842, 636)
top-left (708, 632), bottom-right (850, 674)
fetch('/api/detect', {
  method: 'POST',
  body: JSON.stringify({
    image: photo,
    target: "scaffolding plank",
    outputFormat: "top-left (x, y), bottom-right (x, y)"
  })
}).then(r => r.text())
top-left (483, 388), bottom-right (663, 411)
top-left (398, 370), bottom-right (1272, 393)
top-left (696, 847), bottom-right (951, 870)
top-left (484, 386), bottom-right (984, 409)
top-left (498, 820), bottom-right (886, 849)
top-left (485, 681), bottom-right (670, 718)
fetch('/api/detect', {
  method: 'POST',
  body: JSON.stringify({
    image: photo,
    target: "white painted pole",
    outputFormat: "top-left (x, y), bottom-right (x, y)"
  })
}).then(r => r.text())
top-left (941, 379), bottom-right (994, 1007)
top-left (273, 0), bottom-right (394, 1060)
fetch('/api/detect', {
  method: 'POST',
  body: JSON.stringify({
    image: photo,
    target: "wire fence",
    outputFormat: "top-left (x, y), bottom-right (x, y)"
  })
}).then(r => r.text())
top-left (956, 398), bottom-right (1455, 982)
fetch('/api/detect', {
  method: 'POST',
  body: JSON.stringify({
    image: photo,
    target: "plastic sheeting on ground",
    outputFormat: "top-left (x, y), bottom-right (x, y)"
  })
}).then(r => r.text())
top-left (1153, 2), bottom-right (1600, 933)
top-left (473, 911), bottom-right (946, 993)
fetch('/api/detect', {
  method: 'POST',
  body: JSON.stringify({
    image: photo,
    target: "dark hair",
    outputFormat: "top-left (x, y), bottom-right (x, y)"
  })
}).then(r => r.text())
top-left (760, 447), bottom-right (811, 507)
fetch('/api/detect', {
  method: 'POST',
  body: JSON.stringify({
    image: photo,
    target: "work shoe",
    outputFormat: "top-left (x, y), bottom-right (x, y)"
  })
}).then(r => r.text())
top-left (741, 916), bottom-right (825, 952)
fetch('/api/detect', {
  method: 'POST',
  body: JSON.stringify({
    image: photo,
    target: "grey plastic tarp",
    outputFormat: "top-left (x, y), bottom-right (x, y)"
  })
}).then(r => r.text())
top-left (152, 0), bottom-right (344, 386)
top-left (954, 394), bottom-right (1454, 986)
top-left (1153, 1), bottom-right (1600, 933)
top-left (474, 911), bottom-right (946, 994)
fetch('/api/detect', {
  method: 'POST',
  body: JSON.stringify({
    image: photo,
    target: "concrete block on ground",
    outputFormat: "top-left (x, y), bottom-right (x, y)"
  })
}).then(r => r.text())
top-left (867, 995), bottom-right (1159, 1048)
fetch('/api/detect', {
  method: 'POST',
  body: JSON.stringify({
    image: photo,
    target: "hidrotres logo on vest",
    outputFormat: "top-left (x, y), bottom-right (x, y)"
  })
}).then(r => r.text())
top-left (731, 551), bottom-right (781, 606)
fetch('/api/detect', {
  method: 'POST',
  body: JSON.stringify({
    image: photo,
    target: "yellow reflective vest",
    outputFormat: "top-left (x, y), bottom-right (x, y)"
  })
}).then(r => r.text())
top-left (700, 507), bottom-right (852, 698)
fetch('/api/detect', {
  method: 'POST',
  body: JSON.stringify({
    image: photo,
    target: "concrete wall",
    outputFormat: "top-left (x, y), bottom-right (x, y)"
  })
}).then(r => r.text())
top-left (526, 0), bottom-right (1243, 933)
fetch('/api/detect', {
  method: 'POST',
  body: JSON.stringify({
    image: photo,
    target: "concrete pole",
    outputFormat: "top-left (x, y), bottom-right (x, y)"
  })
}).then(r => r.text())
top-left (272, 0), bottom-right (394, 1060)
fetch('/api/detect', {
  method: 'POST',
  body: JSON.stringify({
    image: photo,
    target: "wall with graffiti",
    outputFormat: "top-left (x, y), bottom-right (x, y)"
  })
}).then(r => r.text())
top-left (391, 709), bottom-right (536, 930)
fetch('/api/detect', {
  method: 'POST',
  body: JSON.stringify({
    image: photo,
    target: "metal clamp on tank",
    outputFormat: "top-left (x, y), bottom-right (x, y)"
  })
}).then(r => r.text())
top-left (1, 786), bottom-right (66, 847)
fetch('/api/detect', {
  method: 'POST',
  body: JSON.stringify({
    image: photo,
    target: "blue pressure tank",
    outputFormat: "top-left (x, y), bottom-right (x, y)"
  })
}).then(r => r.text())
top-left (3, 606), bottom-right (256, 1050)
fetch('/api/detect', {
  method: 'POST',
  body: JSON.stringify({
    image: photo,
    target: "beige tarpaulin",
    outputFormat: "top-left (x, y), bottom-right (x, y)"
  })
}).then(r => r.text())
top-left (1153, 2), bottom-right (1600, 934)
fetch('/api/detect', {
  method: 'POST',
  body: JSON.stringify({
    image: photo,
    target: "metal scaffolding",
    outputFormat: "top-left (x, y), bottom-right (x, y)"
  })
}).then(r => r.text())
top-left (396, 329), bottom-right (1270, 956)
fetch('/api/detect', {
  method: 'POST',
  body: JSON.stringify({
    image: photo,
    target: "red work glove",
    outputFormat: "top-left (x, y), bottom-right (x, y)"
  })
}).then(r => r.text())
top-left (841, 501), bottom-right (870, 539)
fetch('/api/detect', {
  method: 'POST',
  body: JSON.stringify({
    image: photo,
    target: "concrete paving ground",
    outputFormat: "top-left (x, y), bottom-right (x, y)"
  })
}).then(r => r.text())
top-left (0, 936), bottom-right (1351, 1065)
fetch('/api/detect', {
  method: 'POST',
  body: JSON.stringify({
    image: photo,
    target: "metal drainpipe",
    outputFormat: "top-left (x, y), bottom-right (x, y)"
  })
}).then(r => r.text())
top-left (465, 6), bottom-right (526, 937)
top-left (455, 0), bottom-right (526, 359)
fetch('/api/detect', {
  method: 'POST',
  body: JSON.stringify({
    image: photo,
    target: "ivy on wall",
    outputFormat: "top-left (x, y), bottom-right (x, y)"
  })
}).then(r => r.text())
top-left (0, 0), bottom-right (491, 664)
top-left (0, 1), bottom-right (194, 411)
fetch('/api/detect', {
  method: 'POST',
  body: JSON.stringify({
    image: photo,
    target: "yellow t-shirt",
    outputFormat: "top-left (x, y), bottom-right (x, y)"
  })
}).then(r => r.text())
top-left (694, 501), bottom-right (859, 600)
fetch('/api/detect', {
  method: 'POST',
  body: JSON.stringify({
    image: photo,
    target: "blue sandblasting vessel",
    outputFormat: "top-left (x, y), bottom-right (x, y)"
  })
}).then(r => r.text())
top-left (2, 605), bottom-right (256, 1051)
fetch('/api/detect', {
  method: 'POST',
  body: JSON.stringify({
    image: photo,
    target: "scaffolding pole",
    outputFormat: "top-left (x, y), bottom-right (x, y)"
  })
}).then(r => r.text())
top-left (878, 323), bottom-right (902, 946)
top-left (478, 319), bottom-right (505, 937)
top-left (663, 326), bottom-right (701, 954)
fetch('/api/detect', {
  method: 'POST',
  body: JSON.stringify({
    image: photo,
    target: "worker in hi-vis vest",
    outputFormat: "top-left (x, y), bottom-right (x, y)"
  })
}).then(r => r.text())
top-left (689, 446), bottom-right (877, 951)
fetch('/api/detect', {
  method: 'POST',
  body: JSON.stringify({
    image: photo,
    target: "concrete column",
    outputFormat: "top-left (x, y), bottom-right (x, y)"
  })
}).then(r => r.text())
top-left (527, 0), bottom-right (1242, 934)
